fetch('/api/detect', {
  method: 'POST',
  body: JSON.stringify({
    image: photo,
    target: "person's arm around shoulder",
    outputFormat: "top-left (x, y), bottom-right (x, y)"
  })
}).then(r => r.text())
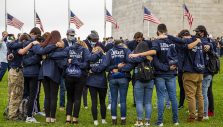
top-left (18, 41), bottom-right (39, 55)
top-left (187, 38), bottom-right (201, 49)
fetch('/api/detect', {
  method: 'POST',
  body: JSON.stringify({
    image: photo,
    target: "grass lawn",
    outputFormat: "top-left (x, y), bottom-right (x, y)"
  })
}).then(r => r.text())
top-left (0, 59), bottom-right (223, 127)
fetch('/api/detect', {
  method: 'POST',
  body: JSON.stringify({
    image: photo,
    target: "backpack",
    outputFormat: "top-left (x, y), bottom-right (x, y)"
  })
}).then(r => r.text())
top-left (136, 61), bottom-right (154, 82)
top-left (65, 64), bottom-right (82, 78)
top-left (3, 98), bottom-right (28, 120)
top-left (207, 51), bottom-right (220, 74)
top-left (66, 47), bottom-right (85, 78)
top-left (18, 98), bottom-right (29, 120)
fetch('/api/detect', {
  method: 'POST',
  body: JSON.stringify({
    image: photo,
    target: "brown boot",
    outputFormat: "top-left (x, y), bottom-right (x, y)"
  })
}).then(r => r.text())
top-left (121, 119), bottom-right (126, 125)
top-left (187, 117), bottom-right (195, 122)
top-left (112, 119), bottom-right (117, 125)
top-left (197, 117), bottom-right (203, 121)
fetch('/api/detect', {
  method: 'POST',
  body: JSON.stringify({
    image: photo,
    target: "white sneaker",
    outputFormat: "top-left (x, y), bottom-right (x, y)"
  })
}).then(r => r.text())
top-left (107, 104), bottom-right (111, 110)
top-left (145, 122), bottom-right (150, 126)
top-left (155, 123), bottom-right (163, 127)
top-left (174, 122), bottom-right (179, 126)
top-left (203, 116), bottom-right (209, 120)
top-left (26, 117), bottom-right (40, 123)
top-left (118, 104), bottom-right (121, 107)
top-left (166, 105), bottom-right (171, 109)
top-left (134, 121), bottom-right (143, 126)
top-left (94, 120), bottom-right (99, 126)
top-left (35, 112), bottom-right (46, 117)
top-left (84, 106), bottom-right (88, 109)
top-left (102, 119), bottom-right (107, 124)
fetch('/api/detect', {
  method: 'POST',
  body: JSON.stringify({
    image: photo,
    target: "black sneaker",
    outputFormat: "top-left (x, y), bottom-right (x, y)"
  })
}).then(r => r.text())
top-left (121, 119), bottom-right (126, 125)
top-left (178, 105), bottom-right (184, 110)
top-left (112, 119), bottom-right (117, 125)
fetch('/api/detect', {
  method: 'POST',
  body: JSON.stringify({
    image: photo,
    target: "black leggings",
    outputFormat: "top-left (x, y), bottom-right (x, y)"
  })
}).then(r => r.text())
top-left (42, 77), bottom-right (59, 118)
top-left (25, 77), bottom-right (39, 117)
top-left (65, 77), bottom-right (85, 118)
top-left (178, 72), bottom-right (185, 107)
top-left (82, 86), bottom-right (88, 107)
top-left (89, 86), bottom-right (107, 120)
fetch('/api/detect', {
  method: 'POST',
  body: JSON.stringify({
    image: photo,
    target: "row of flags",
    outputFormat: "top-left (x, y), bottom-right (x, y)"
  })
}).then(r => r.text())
top-left (6, 4), bottom-right (194, 31)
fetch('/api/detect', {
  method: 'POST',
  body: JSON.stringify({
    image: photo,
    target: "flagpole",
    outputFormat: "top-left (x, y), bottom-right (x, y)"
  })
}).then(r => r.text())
top-left (142, 1), bottom-right (145, 37)
top-left (5, 0), bottom-right (7, 31)
top-left (34, 0), bottom-right (36, 27)
top-left (183, 0), bottom-right (185, 29)
top-left (104, 0), bottom-right (107, 38)
top-left (68, 0), bottom-right (70, 29)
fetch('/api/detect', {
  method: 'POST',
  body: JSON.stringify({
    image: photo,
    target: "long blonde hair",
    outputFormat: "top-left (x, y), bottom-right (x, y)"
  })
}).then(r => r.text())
top-left (77, 40), bottom-right (88, 49)
top-left (92, 46), bottom-right (104, 54)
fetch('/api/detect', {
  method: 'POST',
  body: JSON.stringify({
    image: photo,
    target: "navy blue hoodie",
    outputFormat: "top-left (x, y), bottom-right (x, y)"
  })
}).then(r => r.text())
top-left (104, 44), bottom-right (133, 80)
top-left (86, 55), bottom-right (107, 88)
top-left (167, 35), bottom-right (197, 73)
top-left (32, 44), bottom-right (63, 83)
top-left (63, 43), bottom-right (93, 77)
top-left (6, 40), bottom-right (23, 68)
top-left (170, 37), bottom-right (204, 73)
top-left (22, 41), bottom-right (42, 77)
top-left (126, 40), bottom-right (138, 52)
top-left (152, 38), bottom-right (177, 76)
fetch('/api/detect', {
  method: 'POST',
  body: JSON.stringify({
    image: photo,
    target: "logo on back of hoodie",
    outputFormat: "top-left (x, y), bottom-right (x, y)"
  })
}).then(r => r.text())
top-left (69, 50), bottom-right (83, 59)
top-left (111, 49), bottom-right (125, 59)
top-left (160, 43), bottom-right (175, 51)
top-left (90, 59), bottom-right (103, 67)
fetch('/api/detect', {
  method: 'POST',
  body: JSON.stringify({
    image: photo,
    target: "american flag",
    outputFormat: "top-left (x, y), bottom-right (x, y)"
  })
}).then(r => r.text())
top-left (144, 7), bottom-right (161, 24)
top-left (183, 4), bottom-right (193, 29)
top-left (105, 9), bottom-right (119, 29)
top-left (70, 10), bottom-right (84, 29)
top-left (35, 13), bottom-right (44, 32)
top-left (7, 13), bottom-right (24, 30)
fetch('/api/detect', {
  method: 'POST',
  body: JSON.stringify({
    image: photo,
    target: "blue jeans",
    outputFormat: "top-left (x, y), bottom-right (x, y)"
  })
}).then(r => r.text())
top-left (109, 78), bottom-right (129, 118)
top-left (155, 76), bottom-right (178, 124)
top-left (165, 87), bottom-right (171, 106)
top-left (0, 62), bottom-right (8, 81)
top-left (108, 85), bottom-right (120, 104)
top-left (134, 80), bottom-right (154, 120)
top-left (202, 75), bottom-right (212, 116)
top-left (59, 77), bottom-right (66, 107)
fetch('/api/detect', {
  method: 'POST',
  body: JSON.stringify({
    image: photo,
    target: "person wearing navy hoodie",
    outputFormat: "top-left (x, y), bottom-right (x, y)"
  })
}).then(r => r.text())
top-left (62, 40), bottom-right (93, 125)
top-left (129, 24), bottom-right (179, 126)
top-left (20, 30), bottom-right (43, 123)
top-left (167, 29), bottom-right (205, 122)
top-left (86, 46), bottom-right (108, 126)
top-left (82, 30), bottom-right (105, 109)
top-left (194, 25), bottom-right (215, 120)
top-left (32, 30), bottom-right (64, 123)
top-left (6, 33), bottom-right (39, 120)
top-left (127, 32), bottom-right (144, 107)
top-left (105, 40), bottom-right (133, 125)
top-left (56, 28), bottom-right (77, 110)
top-left (128, 41), bottom-right (155, 126)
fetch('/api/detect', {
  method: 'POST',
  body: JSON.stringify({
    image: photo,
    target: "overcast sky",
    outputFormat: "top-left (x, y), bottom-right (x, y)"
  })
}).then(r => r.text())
top-left (0, 0), bottom-right (112, 40)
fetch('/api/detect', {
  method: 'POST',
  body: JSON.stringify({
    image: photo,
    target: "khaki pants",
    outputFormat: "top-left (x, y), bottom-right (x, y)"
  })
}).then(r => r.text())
top-left (183, 72), bottom-right (204, 118)
top-left (8, 68), bottom-right (24, 119)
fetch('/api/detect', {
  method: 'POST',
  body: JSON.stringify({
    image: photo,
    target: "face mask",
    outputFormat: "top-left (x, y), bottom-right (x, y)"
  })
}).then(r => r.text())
top-left (91, 41), bottom-right (96, 46)
top-left (7, 36), bottom-right (15, 43)
top-left (30, 35), bottom-right (36, 40)
top-left (68, 35), bottom-right (75, 41)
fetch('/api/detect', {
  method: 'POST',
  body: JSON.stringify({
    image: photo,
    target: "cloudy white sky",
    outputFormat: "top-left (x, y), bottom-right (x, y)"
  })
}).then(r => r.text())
top-left (0, 0), bottom-right (112, 40)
